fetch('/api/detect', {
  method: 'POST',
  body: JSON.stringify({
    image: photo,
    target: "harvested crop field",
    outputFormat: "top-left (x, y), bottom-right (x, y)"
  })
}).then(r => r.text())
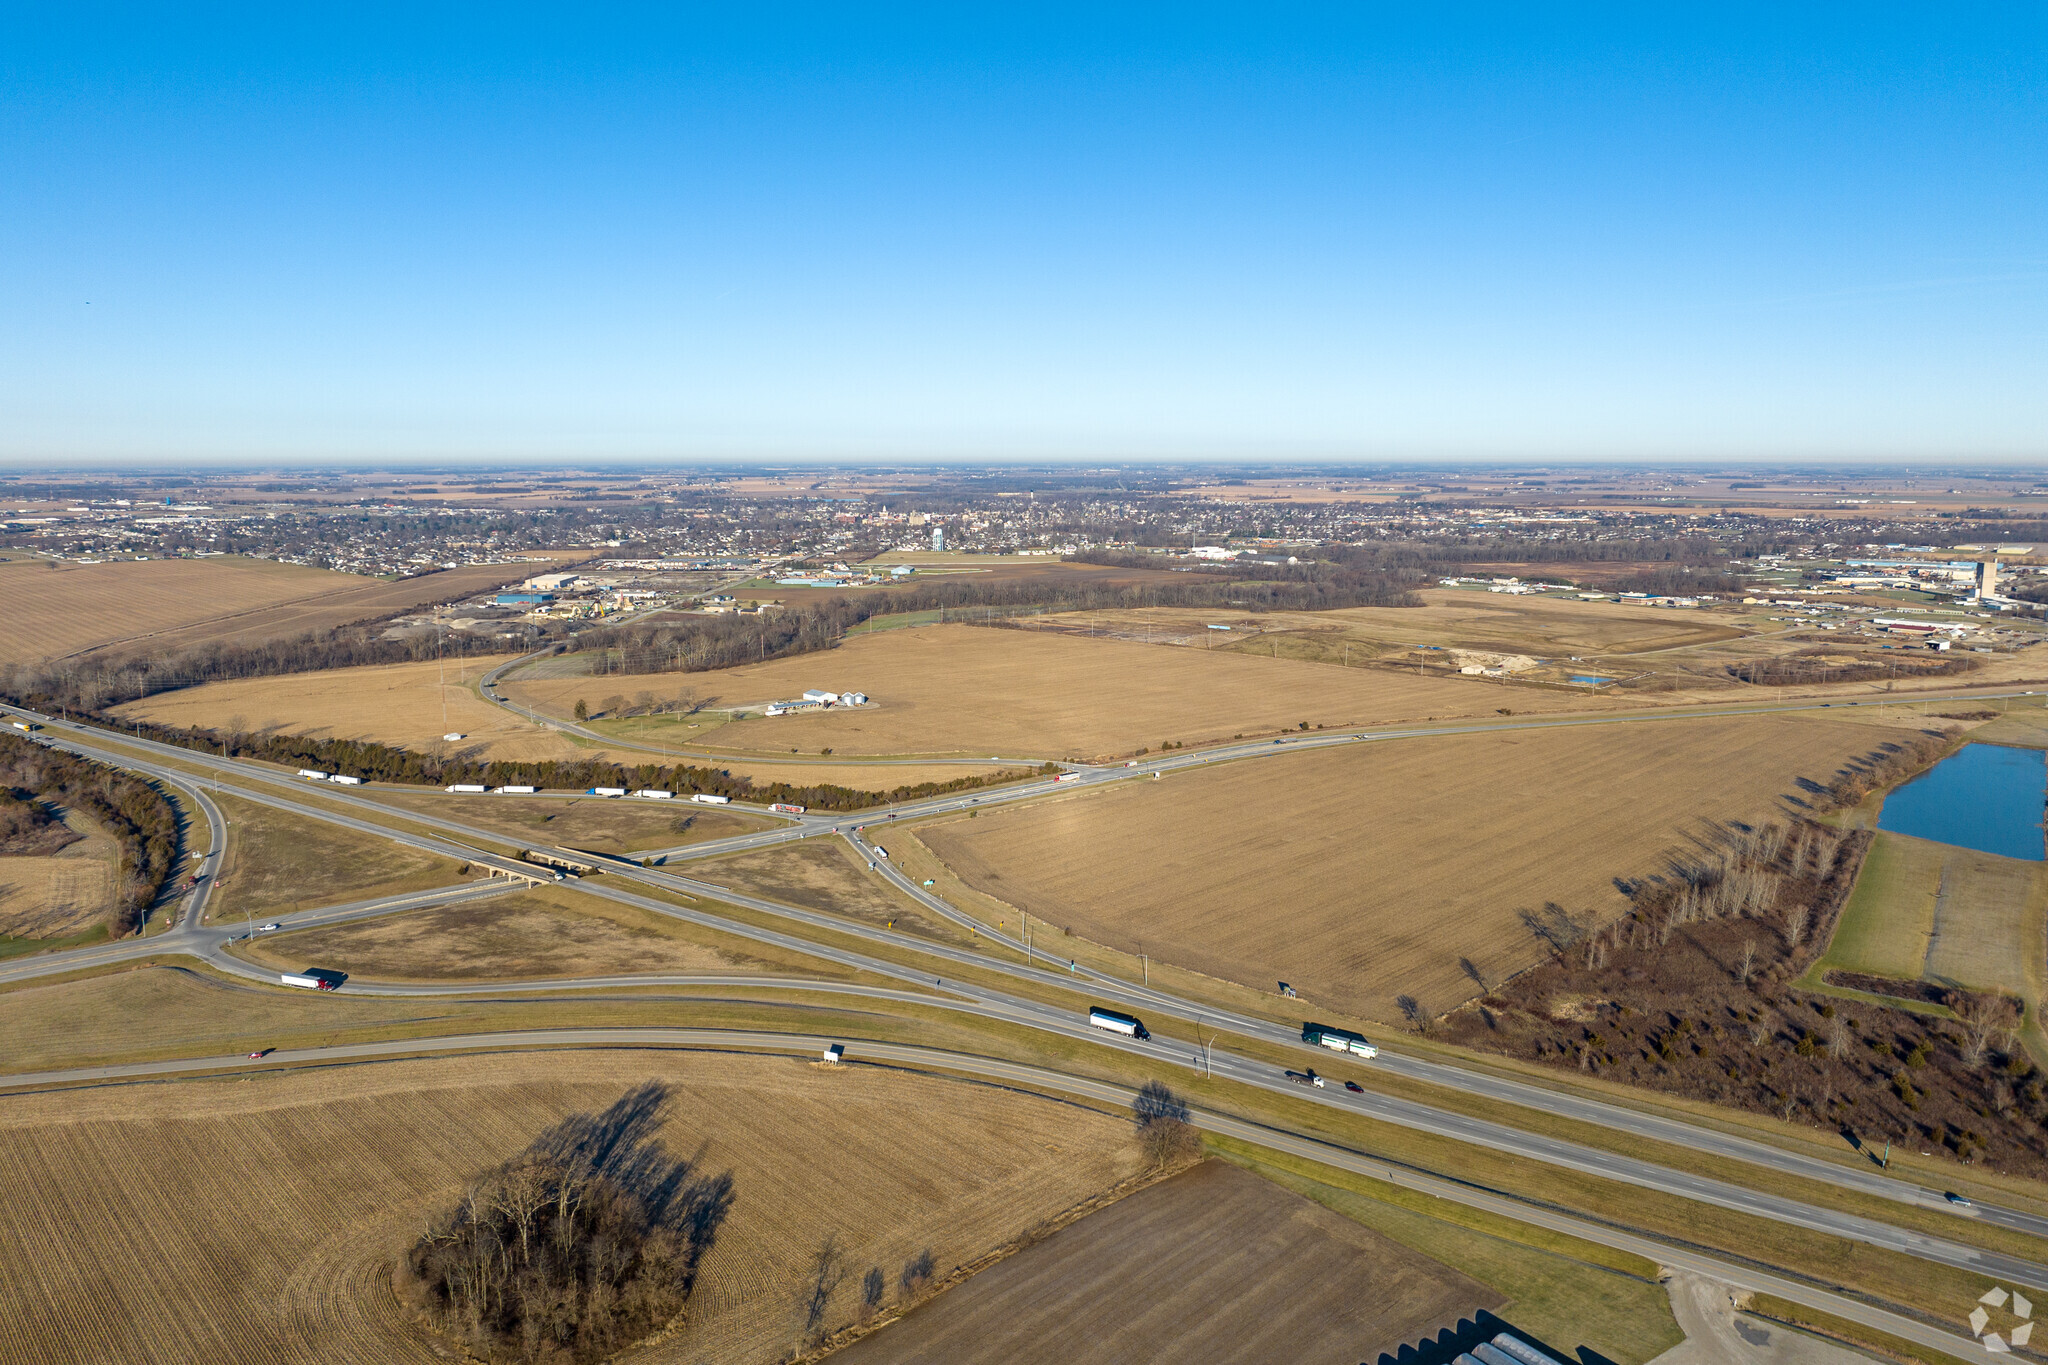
top-left (1057, 589), bottom-right (1744, 660)
top-left (0, 556), bottom-right (559, 664)
top-left (834, 1159), bottom-right (1496, 1365)
top-left (112, 655), bottom-right (568, 761)
top-left (501, 624), bottom-right (1608, 761)
top-left (0, 811), bottom-right (117, 939)
top-left (916, 714), bottom-right (1913, 1021)
top-left (364, 790), bottom-right (772, 853)
top-left (207, 792), bottom-right (462, 921)
top-left (232, 884), bottom-right (844, 982)
top-left (112, 659), bottom-right (1029, 785)
top-left (0, 1050), bottom-right (1137, 1365)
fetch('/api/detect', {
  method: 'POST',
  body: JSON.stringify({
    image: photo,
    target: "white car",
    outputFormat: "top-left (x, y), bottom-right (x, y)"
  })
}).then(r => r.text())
top-left (257, 922), bottom-right (282, 933)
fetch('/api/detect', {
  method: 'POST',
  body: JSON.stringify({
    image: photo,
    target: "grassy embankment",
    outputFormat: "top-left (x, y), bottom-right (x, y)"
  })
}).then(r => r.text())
top-left (206, 792), bottom-right (467, 923)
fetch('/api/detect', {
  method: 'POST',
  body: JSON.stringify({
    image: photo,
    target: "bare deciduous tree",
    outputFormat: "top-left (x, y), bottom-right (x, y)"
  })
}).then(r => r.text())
top-left (1828, 1014), bottom-right (1850, 1060)
top-left (1736, 939), bottom-right (1757, 987)
top-left (898, 1249), bottom-right (935, 1301)
top-left (859, 1266), bottom-right (885, 1324)
top-left (1784, 902), bottom-right (1810, 949)
top-left (798, 1233), bottom-right (846, 1346)
top-left (1133, 1080), bottom-right (1201, 1168)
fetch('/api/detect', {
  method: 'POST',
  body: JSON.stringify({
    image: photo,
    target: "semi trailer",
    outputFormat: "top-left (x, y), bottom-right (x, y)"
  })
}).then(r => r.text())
top-left (1087, 1007), bottom-right (1150, 1040)
top-left (280, 968), bottom-right (346, 991)
top-left (1301, 1023), bottom-right (1379, 1059)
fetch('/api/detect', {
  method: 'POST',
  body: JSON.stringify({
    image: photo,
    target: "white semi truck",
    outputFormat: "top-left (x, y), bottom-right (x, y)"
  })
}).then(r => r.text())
top-left (1087, 1007), bottom-right (1150, 1040)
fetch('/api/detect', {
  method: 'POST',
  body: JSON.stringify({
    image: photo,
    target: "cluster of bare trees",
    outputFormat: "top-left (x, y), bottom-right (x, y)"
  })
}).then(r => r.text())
top-left (1589, 819), bottom-right (1844, 975)
top-left (1132, 1080), bottom-right (1202, 1168)
top-left (398, 1083), bottom-right (732, 1365)
top-left (1728, 650), bottom-right (1977, 688)
top-left (0, 787), bottom-right (76, 856)
top-left (0, 733), bottom-right (179, 934)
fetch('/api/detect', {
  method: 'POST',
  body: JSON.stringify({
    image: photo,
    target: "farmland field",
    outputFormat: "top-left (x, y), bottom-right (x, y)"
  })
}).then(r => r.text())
top-left (915, 714), bottom-right (1912, 1021)
top-left (0, 555), bottom-right (561, 663)
top-left (231, 883), bottom-right (847, 982)
top-left (833, 1158), bottom-right (1498, 1365)
top-left (207, 792), bottom-right (463, 922)
top-left (0, 810), bottom-right (117, 939)
top-left (112, 659), bottom-right (1029, 786)
top-left (113, 655), bottom-right (566, 761)
top-left (0, 1050), bottom-right (1137, 1365)
top-left (500, 623), bottom-right (1614, 761)
top-left (1070, 589), bottom-right (1745, 660)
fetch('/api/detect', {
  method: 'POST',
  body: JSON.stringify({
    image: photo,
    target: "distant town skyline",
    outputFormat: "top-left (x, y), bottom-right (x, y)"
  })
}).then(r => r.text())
top-left (4, 7), bottom-right (2043, 464)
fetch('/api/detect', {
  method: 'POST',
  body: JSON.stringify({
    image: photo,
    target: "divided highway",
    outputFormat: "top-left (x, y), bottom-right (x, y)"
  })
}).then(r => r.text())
top-left (0, 1026), bottom-right (1998, 1365)
top-left (8, 700), bottom-right (2048, 1314)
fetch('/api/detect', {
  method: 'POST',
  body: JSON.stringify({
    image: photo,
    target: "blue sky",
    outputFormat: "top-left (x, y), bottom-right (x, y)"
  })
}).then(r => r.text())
top-left (3, 5), bottom-right (2043, 464)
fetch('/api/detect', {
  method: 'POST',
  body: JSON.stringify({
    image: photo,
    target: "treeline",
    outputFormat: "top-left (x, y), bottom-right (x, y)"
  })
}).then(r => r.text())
top-left (1727, 651), bottom-right (1979, 688)
top-left (99, 714), bottom-right (1048, 811)
top-left (1, 623), bottom-right (512, 715)
top-left (398, 1082), bottom-right (733, 1365)
top-left (0, 733), bottom-right (179, 935)
top-left (1592, 567), bottom-right (1750, 596)
top-left (573, 553), bottom-right (1423, 678)
top-left (1399, 535), bottom-right (1792, 567)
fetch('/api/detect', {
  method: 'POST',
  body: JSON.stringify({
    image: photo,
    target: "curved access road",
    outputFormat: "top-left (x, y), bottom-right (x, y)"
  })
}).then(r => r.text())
top-left (0, 1026), bottom-right (1994, 1365)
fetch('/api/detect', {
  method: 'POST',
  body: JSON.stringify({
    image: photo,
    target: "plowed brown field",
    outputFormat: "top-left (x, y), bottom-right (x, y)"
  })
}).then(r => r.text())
top-left (0, 1050), bottom-right (1136, 1365)
top-left (113, 655), bottom-right (558, 760)
top-left (915, 714), bottom-right (1913, 1021)
top-left (113, 660), bottom-right (1026, 784)
top-left (833, 1160), bottom-right (1497, 1365)
top-left (501, 624), bottom-right (1613, 761)
top-left (0, 556), bottom-right (560, 663)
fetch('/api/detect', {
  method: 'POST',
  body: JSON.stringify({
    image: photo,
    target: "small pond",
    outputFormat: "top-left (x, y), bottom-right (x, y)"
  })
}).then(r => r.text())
top-left (1875, 742), bottom-right (2046, 861)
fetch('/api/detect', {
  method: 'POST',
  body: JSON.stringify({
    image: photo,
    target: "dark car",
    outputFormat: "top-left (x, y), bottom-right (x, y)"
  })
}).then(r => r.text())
top-left (1946, 1192), bottom-right (1973, 1206)
top-left (1344, 1080), bottom-right (1364, 1093)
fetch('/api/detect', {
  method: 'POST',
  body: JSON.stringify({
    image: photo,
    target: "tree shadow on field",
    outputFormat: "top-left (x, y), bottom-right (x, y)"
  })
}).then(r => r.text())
top-left (1517, 903), bottom-right (1588, 956)
top-left (531, 1080), bottom-right (737, 1266)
